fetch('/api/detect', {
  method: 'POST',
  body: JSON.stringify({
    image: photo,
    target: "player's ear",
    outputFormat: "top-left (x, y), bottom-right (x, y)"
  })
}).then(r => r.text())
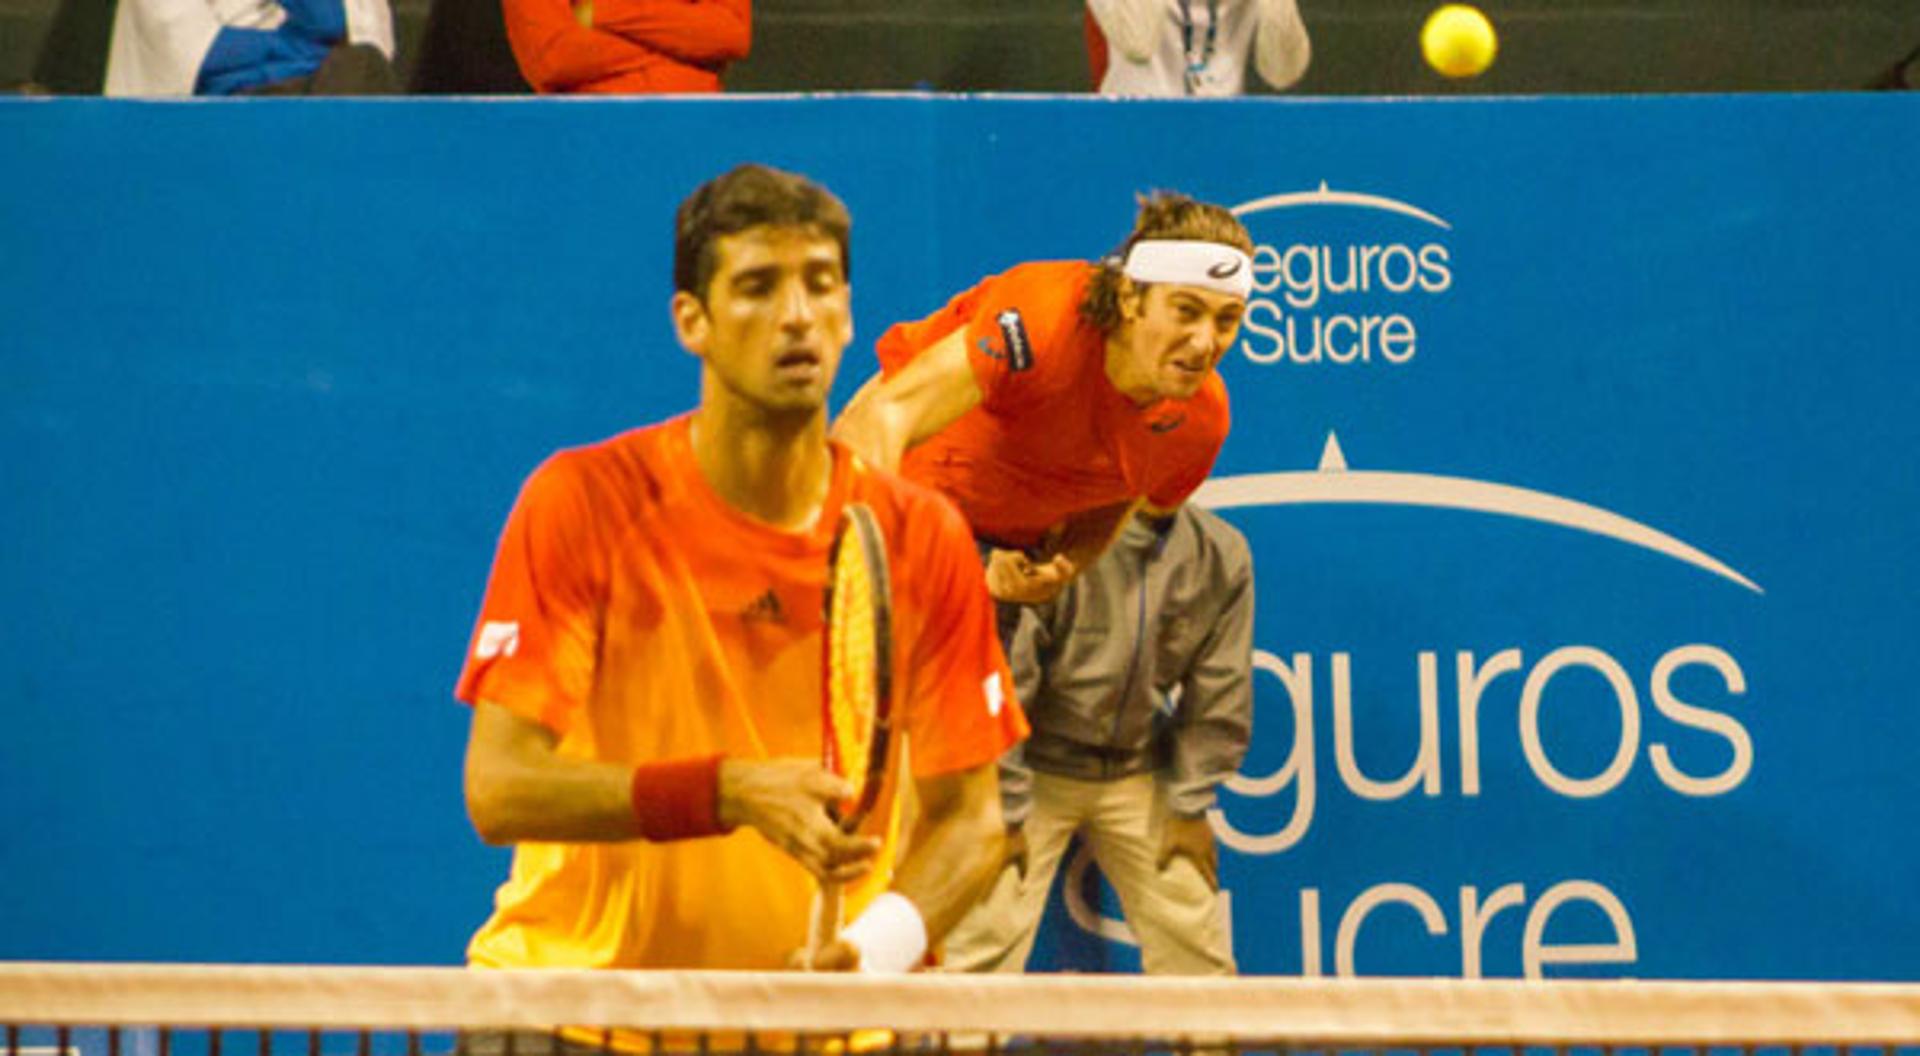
top-left (1118, 276), bottom-right (1146, 323)
top-left (671, 289), bottom-right (710, 357)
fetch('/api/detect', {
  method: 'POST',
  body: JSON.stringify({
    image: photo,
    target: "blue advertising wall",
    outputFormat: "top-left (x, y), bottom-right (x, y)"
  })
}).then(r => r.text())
top-left (2, 94), bottom-right (1917, 979)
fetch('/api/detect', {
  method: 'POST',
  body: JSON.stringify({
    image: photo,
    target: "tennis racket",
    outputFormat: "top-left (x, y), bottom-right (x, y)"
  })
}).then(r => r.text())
top-left (807, 501), bottom-right (895, 967)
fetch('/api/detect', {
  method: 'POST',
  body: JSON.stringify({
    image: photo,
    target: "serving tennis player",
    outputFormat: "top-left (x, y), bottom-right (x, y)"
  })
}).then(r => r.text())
top-left (455, 164), bottom-right (1027, 978)
top-left (830, 192), bottom-right (1254, 607)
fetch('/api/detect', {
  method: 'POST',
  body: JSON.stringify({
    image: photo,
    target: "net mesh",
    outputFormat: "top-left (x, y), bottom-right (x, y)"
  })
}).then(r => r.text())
top-left (3, 965), bottom-right (1919, 1056)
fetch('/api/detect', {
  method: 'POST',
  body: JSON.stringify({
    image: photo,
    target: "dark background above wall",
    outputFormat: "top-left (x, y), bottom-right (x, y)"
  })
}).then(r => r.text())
top-left (727, 0), bottom-right (1920, 95)
top-left (7, 0), bottom-right (1920, 96)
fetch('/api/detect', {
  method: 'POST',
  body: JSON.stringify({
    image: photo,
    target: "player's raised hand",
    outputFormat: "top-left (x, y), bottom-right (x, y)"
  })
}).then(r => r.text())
top-left (717, 758), bottom-right (880, 882)
top-left (985, 549), bottom-right (1075, 604)
top-left (1087, 0), bottom-right (1158, 63)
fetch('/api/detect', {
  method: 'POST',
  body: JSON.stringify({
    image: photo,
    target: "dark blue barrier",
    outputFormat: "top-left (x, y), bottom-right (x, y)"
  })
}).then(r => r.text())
top-left (1, 94), bottom-right (1916, 978)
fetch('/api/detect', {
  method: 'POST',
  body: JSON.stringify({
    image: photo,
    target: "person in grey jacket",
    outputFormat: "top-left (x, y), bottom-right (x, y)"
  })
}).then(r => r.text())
top-left (942, 504), bottom-right (1253, 975)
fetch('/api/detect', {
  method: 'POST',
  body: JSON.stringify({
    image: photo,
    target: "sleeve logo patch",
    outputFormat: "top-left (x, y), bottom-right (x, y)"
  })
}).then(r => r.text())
top-left (475, 621), bottom-right (521, 660)
top-left (983, 671), bottom-right (1005, 717)
top-left (996, 309), bottom-right (1034, 373)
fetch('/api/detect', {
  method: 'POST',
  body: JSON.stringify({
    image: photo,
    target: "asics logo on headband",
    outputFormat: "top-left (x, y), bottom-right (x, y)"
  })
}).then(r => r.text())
top-left (1122, 240), bottom-right (1255, 299)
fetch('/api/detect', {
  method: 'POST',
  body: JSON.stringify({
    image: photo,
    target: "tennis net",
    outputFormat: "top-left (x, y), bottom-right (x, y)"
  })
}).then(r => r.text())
top-left (3, 963), bottom-right (1918, 1056)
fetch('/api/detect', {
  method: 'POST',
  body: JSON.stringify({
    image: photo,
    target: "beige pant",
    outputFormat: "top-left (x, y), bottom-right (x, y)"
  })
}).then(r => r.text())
top-left (943, 771), bottom-right (1235, 975)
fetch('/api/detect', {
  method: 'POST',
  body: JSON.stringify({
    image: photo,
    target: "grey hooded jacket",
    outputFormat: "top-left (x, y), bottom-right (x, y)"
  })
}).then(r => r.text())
top-left (1001, 504), bottom-right (1254, 822)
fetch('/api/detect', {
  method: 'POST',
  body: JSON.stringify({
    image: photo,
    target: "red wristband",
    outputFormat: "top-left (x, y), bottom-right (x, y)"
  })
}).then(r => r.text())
top-left (630, 755), bottom-right (731, 841)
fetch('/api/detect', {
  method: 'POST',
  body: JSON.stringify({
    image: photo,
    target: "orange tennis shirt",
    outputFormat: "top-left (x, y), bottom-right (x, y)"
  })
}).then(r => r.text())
top-left (454, 415), bottom-right (1026, 971)
top-left (874, 260), bottom-right (1230, 549)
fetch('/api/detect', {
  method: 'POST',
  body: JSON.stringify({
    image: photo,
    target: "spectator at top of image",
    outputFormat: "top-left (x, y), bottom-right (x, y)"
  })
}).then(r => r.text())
top-left (104, 0), bottom-right (395, 95)
top-left (504, 0), bottom-right (748, 94)
top-left (1087, 0), bottom-right (1309, 97)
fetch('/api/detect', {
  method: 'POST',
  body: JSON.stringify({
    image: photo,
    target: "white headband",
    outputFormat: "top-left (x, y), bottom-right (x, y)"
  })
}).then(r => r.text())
top-left (1121, 240), bottom-right (1255, 299)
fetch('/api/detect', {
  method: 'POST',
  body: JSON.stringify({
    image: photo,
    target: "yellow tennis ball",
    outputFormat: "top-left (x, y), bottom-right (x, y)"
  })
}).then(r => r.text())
top-left (1421, 4), bottom-right (1497, 78)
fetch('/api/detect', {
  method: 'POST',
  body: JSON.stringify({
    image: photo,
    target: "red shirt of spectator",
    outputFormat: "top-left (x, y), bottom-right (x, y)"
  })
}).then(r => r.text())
top-left (504, 0), bottom-right (748, 94)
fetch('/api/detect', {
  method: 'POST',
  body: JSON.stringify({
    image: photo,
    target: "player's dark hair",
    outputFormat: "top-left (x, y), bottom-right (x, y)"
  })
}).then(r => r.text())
top-left (675, 164), bottom-right (853, 299)
top-left (1079, 192), bottom-right (1255, 333)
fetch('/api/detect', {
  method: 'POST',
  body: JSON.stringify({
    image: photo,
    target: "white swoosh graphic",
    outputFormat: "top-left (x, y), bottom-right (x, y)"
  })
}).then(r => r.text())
top-left (1195, 469), bottom-right (1762, 594)
top-left (1232, 181), bottom-right (1452, 230)
top-left (1061, 846), bottom-right (1138, 946)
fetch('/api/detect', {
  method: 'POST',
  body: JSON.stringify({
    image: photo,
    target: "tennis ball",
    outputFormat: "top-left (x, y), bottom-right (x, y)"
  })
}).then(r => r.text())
top-left (1421, 4), bottom-right (1497, 79)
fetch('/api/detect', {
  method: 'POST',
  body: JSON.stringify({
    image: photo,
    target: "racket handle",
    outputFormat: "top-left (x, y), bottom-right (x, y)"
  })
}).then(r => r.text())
top-left (806, 880), bottom-right (844, 968)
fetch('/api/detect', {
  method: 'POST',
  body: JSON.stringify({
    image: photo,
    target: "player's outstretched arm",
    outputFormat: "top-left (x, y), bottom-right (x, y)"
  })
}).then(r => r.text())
top-left (983, 499), bottom-right (1141, 605)
top-left (465, 702), bottom-right (877, 881)
top-left (1042, 498), bottom-right (1143, 574)
top-left (893, 761), bottom-right (1006, 943)
top-left (464, 701), bottom-right (643, 843)
top-left (831, 328), bottom-right (983, 472)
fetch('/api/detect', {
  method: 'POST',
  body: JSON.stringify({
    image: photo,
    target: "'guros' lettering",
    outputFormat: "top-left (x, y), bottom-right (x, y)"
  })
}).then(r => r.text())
top-left (1213, 643), bottom-right (1752, 855)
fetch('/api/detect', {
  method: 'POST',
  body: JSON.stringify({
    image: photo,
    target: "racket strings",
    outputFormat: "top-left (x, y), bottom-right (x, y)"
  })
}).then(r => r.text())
top-left (826, 532), bottom-right (880, 817)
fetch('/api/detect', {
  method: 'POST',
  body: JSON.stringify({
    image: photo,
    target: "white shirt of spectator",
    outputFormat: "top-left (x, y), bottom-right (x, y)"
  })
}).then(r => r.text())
top-left (1090, 0), bottom-right (1311, 98)
top-left (105, 0), bottom-right (393, 95)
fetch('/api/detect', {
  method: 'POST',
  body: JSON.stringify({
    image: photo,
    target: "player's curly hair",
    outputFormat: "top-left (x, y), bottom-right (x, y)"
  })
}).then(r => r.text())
top-left (675, 164), bottom-right (853, 299)
top-left (1078, 192), bottom-right (1255, 333)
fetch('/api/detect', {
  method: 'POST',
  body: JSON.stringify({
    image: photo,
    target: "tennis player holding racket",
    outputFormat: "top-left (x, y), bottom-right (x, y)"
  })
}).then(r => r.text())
top-left (456, 165), bottom-right (1026, 985)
